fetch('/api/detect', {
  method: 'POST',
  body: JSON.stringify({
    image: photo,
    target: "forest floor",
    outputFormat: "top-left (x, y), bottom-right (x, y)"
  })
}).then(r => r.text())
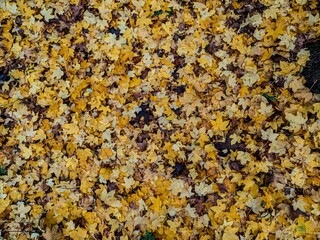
top-left (0, 0), bottom-right (320, 239)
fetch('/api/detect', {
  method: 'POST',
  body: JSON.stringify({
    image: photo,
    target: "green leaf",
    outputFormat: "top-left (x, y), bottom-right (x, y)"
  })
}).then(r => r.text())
top-left (262, 93), bottom-right (277, 102)
top-left (141, 231), bottom-right (155, 240)
top-left (0, 166), bottom-right (7, 176)
top-left (153, 10), bottom-right (163, 16)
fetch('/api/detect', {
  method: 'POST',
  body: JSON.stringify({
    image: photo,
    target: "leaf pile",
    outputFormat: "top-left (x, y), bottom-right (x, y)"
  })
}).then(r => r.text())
top-left (1, 0), bottom-right (320, 239)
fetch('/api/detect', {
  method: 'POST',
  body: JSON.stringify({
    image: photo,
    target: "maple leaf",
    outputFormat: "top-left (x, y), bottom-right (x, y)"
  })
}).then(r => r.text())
top-left (100, 189), bottom-right (122, 208)
top-left (1, 0), bottom-right (320, 238)
top-left (42, 226), bottom-right (63, 240)
top-left (33, 128), bottom-right (47, 141)
top-left (20, 145), bottom-right (33, 159)
top-left (241, 72), bottom-right (260, 87)
top-left (122, 177), bottom-right (135, 189)
top-left (101, 148), bottom-right (113, 159)
top-left (198, 133), bottom-right (210, 147)
top-left (296, 0), bottom-right (307, 5)
top-left (63, 123), bottom-right (80, 135)
top-left (17, 202), bottom-right (31, 218)
top-left (195, 181), bottom-right (214, 196)
top-left (246, 194), bottom-right (264, 214)
top-left (131, 0), bottom-right (145, 10)
top-left (285, 112), bottom-right (307, 132)
top-left (149, 197), bottom-right (162, 212)
top-left (210, 114), bottom-right (230, 132)
top-left (40, 8), bottom-right (55, 22)
top-left (278, 61), bottom-right (299, 75)
top-left (222, 226), bottom-right (239, 240)
top-left (68, 227), bottom-right (88, 240)
top-left (0, 198), bottom-right (10, 214)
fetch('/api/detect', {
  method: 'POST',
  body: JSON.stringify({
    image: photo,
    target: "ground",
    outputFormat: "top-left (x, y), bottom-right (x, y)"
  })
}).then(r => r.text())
top-left (0, 0), bottom-right (320, 239)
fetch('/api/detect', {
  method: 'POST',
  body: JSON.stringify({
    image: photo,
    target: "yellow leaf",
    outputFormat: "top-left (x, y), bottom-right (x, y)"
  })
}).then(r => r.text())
top-left (222, 226), bottom-right (239, 240)
top-left (0, 97), bottom-right (9, 106)
top-left (149, 197), bottom-right (162, 211)
top-left (198, 133), bottom-right (210, 147)
top-left (261, 48), bottom-right (273, 62)
top-left (313, 103), bottom-right (320, 119)
top-left (296, 215), bottom-right (306, 236)
top-left (118, 116), bottom-right (129, 128)
top-left (20, 145), bottom-right (32, 159)
top-left (0, 198), bottom-right (10, 214)
top-left (69, 227), bottom-right (88, 240)
top-left (33, 129), bottom-right (46, 141)
top-left (99, 168), bottom-right (111, 182)
top-left (291, 167), bottom-right (307, 187)
top-left (239, 86), bottom-right (249, 97)
top-left (211, 114), bottom-right (229, 132)
top-left (100, 189), bottom-right (122, 208)
top-left (66, 142), bottom-right (76, 155)
top-left (230, 35), bottom-right (249, 55)
top-left (297, 49), bottom-right (310, 66)
top-left (63, 123), bottom-right (80, 135)
top-left (101, 148), bottom-right (113, 159)
top-left (74, 98), bottom-right (87, 112)
top-left (66, 157), bottom-right (78, 171)
top-left (80, 178), bottom-right (95, 194)
top-left (76, 148), bottom-right (92, 162)
top-left (11, 69), bottom-right (24, 79)
top-left (278, 61), bottom-right (299, 75)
